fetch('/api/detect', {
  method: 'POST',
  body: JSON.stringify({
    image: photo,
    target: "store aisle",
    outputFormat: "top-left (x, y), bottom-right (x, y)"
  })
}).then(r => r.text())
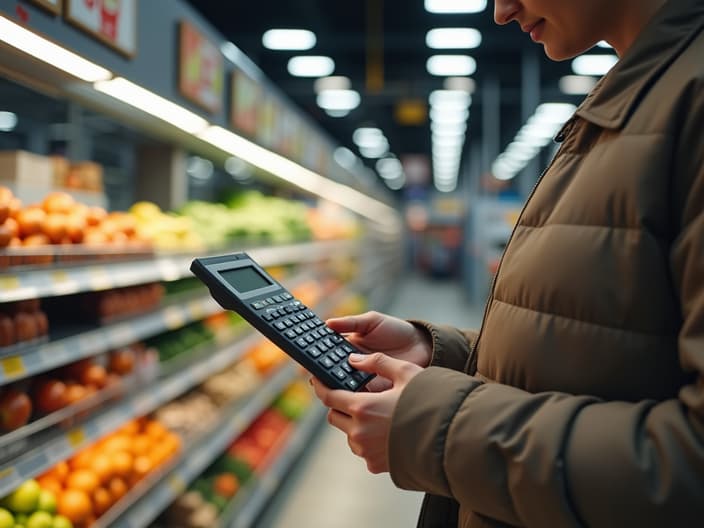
top-left (254, 273), bottom-right (485, 528)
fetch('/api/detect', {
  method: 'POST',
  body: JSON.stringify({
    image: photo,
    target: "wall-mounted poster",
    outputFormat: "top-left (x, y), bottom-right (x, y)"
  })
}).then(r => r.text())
top-left (179, 21), bottom-right (223, 114)
top-left (27, 0), bottom-right (62, 15)
top-left (65, 0), bottom-right (137, 57)
top-left (231, 70), bottom-right (260, 137)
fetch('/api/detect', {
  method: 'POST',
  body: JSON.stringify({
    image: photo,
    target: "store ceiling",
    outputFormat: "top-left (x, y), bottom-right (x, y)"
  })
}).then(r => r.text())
top-left (186, 1), bottom-right (585, 192)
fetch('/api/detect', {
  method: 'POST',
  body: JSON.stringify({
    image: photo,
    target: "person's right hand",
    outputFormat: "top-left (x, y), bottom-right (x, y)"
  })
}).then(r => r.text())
top-left (326, 311), bottom-right (432, 392)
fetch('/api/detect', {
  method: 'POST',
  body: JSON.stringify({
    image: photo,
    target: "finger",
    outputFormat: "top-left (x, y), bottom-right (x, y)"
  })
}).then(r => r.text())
top-left (311, 377), bottom-right (360, 413)
top-left (365, 376), bottom-right (393, 393)
top-left (327, 408), bottom-right (353, 433)
top-left (326, 311), bottom-right (382, 335)
top-left (348, 352), bottom-right (416, 381)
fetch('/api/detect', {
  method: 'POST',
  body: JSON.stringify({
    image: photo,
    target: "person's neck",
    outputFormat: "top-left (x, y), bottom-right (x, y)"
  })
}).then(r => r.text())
top-left (606, 0), bottom-right (668, 57)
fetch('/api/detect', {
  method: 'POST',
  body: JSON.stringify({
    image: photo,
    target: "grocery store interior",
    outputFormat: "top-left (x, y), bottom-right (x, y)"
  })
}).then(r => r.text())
top-left (0, 1), bottom-right (617, 527)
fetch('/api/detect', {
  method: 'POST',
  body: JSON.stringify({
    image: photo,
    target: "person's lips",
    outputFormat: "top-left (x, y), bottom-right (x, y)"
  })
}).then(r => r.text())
top-left (522, 19), bottom-right (545, 42)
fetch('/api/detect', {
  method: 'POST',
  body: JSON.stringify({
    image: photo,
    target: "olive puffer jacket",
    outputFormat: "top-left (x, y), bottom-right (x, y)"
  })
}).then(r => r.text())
top-left (388, 0), bottom-right (704, 526)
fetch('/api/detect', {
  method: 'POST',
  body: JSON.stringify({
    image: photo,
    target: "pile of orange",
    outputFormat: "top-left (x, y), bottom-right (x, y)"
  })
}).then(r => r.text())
top-left (36, 417), bottom-right (181, 527)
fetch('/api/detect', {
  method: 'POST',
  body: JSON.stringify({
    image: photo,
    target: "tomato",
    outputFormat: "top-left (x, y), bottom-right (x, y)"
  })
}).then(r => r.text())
top-left (34, 378), bottom-right (68, 414)
top-left (0, 388), bottom-right (32, 430)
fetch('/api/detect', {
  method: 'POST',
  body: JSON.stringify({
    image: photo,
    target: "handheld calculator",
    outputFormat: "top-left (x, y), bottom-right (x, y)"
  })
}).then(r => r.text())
top-left (190, 252), bottom-right (375, 391)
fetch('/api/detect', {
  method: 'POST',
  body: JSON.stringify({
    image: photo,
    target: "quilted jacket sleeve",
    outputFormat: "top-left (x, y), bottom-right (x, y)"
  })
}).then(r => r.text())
top-left (387, 82), bottom-right (704, 527)
top-left (409, 320), bottom-right (477, 372)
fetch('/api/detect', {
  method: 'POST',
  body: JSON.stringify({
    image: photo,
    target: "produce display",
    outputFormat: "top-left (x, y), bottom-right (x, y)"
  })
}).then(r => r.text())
top-left (0, 343), bottom-right (149, 433)
top-left (158, 380), bottom-right (313, 528)
top-left (0, 188), bottom-right (150, 268)
top-left (0, 299), bottom-right (49, 350)
top-left (36, 417), bottom-right (181, 527)
top-left (0, 479), bottom-right (72, 528)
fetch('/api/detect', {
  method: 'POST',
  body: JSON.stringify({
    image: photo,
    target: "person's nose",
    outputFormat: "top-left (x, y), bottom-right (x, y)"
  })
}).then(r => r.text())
top-left (494, 0), bottom-right (521, 25)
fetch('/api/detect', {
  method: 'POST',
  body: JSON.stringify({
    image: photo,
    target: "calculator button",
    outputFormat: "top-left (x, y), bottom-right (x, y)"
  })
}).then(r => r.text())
top-left (332, 348), bottom-right (347, 361)
top-left (304, 311), bottom-right (315, 319)
top-left (282, 293), bottom-right (293, 300)
top-left (332, 367), bottom-right (347, 380)
top-left (346, 379), bottom-right (360, 390)
top-left (283, 319), bottom-right (294, 328)
top-left (295, 338), bottom-right (308, 348)
top-left (311, 330), bottom-right (322, 340)
top-left (274, 321), bottom-right (286, 331)
top-left (317, 342), bottom-right (329, 352)
top-left (312, 318), bottom-right (324, 326)
top-left (341, 361), bottom-right (353, 373)
top-left (342, 344), bottom-right (354, 353)
top-left (262, 313), bottom-right (273, 322)
top-left (273, 295), bottom-right (283, 302)
top-left (324, 351), bottom-right (338, 362)
top-left (305, 335), bottom-right (315, 344)
top-left (285, 329), bottom-right (297, 339)
top-left (294, 327), bottom-right (304, 335)
top-left (331, 334), bottom-right (343, 342)
top-left (307, 347), bottom-right (322, 358)
top-left (319, 356), bottom-right (335, 369)
top-left (251, 301), bottom-right (265, 310)
top-left (322, 337), bottom-right (334, 348)
top-left (300, 323), bottom-right (311, 332)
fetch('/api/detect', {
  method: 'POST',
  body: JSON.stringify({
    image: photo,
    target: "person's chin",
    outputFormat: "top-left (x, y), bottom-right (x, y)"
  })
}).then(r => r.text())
top-left (542, 41), bottom-right (587, 62)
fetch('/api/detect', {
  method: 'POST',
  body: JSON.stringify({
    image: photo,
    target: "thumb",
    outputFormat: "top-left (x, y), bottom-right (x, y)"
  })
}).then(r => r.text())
top-left (327, 311), bottom-right (380, 335)
top-left (348, 352), bottom-right (413, 382)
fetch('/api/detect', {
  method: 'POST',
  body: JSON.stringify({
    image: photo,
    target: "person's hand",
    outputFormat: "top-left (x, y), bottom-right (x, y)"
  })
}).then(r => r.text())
top-left (312, 352), bottom-right (423, 474)
top-left (326, 311), bottom-right (432, 392)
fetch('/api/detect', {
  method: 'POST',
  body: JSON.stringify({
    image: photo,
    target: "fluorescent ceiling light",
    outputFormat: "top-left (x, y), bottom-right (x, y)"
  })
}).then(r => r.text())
top-left (334, 147), bottom-right (358, 169)
top-left (571, 54), bottom-right (618, 75)
top-left (444, 76), bottom-right (476, 93)
top-left (262, 29), bottom-right (316, 50)
top-left (376, 157), bottom-right (403, 179)
top-left (0, 15), bottom-right (112, 82)
top-left (429, 89), bottom-right (472, 110)
top-left (431, 121), bottom-right (467, 134)
top-left (314, 76), bottom-right (351, 93)
top-left (94, 77), bottom-right (208, 134)
top-left (559, 75), bottom-right (597, 95)
top-left (534, 103), bottom-right (577, 122)
top-left (435, 181), bottom-right (458, 193)
top-left (359, 143), bottom-right (389, 159)
top-left (425, 0), bottom-right (486, 14)
top-left (199, 126), bottom-right (399, 224)
top-left (352, 127), bottom-right (385, 148)
top-left (385, 174), bottom-right (406, 190)
top-left (0, 111), bottom-right (17, 132)
top-left (325, 109), bottom-right (351, 118)
top-left (427, 55), bottom-right (476, 76)
top-left (426, 28), bottom-right (482, 49)
top-left (316, 89), bottom-right (361, 111)
top-left (430, 107), bottom-right (469, 123)
top-left (287, 56), bottom-right (335, 77)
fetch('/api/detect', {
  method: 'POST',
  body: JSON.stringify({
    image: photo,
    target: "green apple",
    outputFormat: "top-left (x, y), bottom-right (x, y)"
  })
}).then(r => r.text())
top-left (35, 493), bottom-right (55, 515)
top-left (0, 508), bottom-right (14, 528)
top-left (3, 481), bottom-right (40, 513)
top-left (26, 512), bottom-right (52, 528)
top-left (50, 516), bottom-right (72, 528)
top-left (12, 514), bottom-right (27, 526)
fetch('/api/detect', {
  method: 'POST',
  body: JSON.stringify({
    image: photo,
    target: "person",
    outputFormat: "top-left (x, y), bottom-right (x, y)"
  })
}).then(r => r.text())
top-left (311, 0), bottom-right (704, 526)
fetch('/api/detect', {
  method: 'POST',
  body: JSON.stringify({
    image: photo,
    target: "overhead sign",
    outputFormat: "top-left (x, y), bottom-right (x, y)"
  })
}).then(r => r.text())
top-left (178, 21), bottom-right (224, 113)
top-left (65, 0), bottom-right (137, 57)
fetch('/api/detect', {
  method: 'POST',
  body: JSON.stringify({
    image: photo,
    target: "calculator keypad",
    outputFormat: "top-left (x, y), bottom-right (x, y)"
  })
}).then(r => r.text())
top-left (252, 294), bottom-right (373, 390)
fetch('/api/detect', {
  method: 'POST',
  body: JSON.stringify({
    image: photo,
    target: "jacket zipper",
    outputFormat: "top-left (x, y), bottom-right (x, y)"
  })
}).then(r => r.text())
top-left (466, 116), bottom-right (578, 374)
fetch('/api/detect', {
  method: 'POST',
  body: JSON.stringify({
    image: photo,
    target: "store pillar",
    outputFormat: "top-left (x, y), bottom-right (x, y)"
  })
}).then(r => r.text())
top-left (136, 145), bottom-right (187, 211)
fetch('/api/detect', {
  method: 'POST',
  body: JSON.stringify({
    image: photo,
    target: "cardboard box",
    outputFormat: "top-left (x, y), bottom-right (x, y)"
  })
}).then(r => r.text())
top-left (0, 150), bottom-right (53, 187)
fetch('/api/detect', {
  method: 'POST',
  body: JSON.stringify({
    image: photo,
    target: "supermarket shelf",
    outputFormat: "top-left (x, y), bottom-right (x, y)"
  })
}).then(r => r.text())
top-left (0, 291), bottom-right (222, 386)
top-left (106, 364), bottom-right (300, 528)
top-left (0, 239), bottom-right (360, 303)
top-left (0, 331), bottom-right (262, 497)
top-left (224, 402), bottom-right (327, 528)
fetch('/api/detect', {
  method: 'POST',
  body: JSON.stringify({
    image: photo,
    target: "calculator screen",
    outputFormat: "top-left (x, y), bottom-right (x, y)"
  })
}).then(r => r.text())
top-left (220, 266), bottom-right (272, 293)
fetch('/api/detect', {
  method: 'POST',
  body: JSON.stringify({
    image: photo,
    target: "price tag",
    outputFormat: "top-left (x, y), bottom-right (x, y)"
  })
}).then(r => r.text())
top-left (167, 474), bottom-right (186, 495)
top-left (67, 428), bottom-right (86, 448)
top-left (187, 300), bottom-right (205, 320)
top-left (51, 270), bottom-right (69, 283)
top-left (0, 466), bottom-right (21, 494)
top-left (0, 275), bottom-right (20, 291)
top-left (87, 267), bottom-right (112, 291)
top-left (163, 307), bottom-right (185, 330)
top-left (1, 356), bottom-right (26, 379)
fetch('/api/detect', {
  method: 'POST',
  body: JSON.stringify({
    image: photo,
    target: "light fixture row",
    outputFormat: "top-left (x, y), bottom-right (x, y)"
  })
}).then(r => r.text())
top-left (0, 14), bottom-right (396, 223)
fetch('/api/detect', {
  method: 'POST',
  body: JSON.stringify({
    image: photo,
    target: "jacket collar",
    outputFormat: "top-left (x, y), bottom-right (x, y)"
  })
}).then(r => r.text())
top-left (575, 0), bottom-right (704, 130)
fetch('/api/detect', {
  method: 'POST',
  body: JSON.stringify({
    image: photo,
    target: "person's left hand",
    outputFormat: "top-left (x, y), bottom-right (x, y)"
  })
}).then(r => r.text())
top-left (311, 352), bottom-right (423, 474)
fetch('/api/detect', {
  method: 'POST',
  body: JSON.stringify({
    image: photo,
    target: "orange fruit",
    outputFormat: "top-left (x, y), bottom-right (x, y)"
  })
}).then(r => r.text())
top-left (130, 435), bottom-right (151, 457)
top-left (92, 487), bottom-right (112, 516)
top-left (116, 419), bottom-right (139, 436)
top-left (107, 477), bottom-right (128, 501)
top-left (66, 469), bottom-right (100, 493)
top-left (111, 451), bottom-right (133, 478)
top-left (144, 421), bottom-right (167, 440)
top-left (132, 456), bottom-right (153, 480)
top-left (37, 475), bottom-right (63, 496)
top-left (54, 461), bottom-right (70, 481)
top-left (70, 449), bottom-right (95, 471)
top-left (58, 488), bottom-right (93, 524)
top-left (90, 454), bottom-right (114, 484)
top-left (101, 434), bottom-right (132, 453)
